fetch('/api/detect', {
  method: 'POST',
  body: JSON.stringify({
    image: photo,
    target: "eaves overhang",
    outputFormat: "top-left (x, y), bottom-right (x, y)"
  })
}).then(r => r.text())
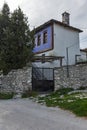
top-left (35, 19), bottom-right (83, 33)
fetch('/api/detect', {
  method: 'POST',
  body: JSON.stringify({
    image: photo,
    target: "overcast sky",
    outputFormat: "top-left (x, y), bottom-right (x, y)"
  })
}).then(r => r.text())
top-left (0, 0), bottom-right (87, 49)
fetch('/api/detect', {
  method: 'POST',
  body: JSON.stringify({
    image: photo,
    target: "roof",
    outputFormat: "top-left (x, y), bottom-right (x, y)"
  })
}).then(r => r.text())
top-left (35, 19), bottom-right (83, 33)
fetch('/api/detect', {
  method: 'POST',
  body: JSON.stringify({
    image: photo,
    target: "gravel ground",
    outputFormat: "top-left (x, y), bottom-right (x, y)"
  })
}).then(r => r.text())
top-left (0, 99), bottom-right (87, 130)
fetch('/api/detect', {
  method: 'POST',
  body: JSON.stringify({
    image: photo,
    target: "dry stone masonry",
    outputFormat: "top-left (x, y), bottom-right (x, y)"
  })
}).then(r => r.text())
top-left (55, 64), bottom-right (87, 90)
top-left (0, 67), bottom-right (32, 93)
top-left (0, 64), bottom-right (87, 93)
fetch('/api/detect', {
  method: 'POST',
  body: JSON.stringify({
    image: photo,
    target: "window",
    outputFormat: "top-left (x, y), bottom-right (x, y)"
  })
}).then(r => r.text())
top-left (37, 34), bottom-right (41, 46)
top-left (43, 31), bottom-right (47, 44)
top-left (34, 36), bottom-right (36, 47)
top-left (42, 54), bottom-right (45, 63)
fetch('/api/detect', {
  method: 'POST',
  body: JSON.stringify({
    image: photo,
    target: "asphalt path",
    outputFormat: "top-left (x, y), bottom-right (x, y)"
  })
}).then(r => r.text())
top-left (0, 99), bottom-right (87, 130)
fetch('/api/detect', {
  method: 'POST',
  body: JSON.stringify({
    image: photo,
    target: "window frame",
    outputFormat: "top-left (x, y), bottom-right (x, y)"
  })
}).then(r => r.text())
top-left (37, 34), bottom-right (41, 46)
top-left (43, 31), bottom-right (48, 44)
top-left (34, 36), bottom-right (37, 47)
top-left (42, 54), bottom-right (45, 63)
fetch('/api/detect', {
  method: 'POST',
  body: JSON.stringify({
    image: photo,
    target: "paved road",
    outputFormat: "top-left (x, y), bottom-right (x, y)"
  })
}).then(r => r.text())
top-left (0, 99), bottom-right (87, 130)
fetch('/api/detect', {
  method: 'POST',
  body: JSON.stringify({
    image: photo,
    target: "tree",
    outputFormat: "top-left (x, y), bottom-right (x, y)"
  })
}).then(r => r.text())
top-left (0, 3), bottom-right (10, 47)
top-left (0, 3), bottom-right (11, 73)
top-left (0, 4), bottom-right (34, 74)
top-left (9, 7), bottom-right (33, 68)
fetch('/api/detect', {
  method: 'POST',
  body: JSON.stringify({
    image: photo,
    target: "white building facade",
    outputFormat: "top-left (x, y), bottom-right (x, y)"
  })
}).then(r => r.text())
top-left (33, 12), bottom-right (83, 68)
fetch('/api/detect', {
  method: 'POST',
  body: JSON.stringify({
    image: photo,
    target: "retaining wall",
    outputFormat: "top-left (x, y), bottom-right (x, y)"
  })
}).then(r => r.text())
top-left (0, 64), bottom-right (87, 93)
top-left (0, 67), bottom-right (32, 93)
top-left (54, 64), bottom-right (87, 90)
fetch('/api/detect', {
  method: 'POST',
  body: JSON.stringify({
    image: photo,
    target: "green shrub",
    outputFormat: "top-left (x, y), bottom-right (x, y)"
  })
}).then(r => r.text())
top-left (0, 92), bottom-right (14, 99)
top-left (77, 86), bottom-right (86, 90)
top-left (54, 88), bottom-right (74, 95)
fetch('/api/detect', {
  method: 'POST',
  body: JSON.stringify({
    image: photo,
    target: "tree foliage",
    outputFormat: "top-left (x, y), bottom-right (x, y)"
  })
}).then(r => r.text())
top-left (0, 3), bottom-right (34, 74)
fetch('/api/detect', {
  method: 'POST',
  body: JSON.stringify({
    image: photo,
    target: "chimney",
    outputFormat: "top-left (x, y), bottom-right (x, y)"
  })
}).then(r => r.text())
top-left (62, 12), bottom-right (70, 25)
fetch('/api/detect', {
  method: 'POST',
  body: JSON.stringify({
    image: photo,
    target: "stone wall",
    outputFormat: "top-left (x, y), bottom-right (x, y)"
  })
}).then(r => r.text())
top-left (0, 64), bottom-right (87, 93)
top-left (54, 64), bottom-right (87, 90)
top-left (0, 67), bottom-right (32, 93)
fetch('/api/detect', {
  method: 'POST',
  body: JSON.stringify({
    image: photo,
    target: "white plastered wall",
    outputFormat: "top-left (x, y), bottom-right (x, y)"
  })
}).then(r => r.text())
top-left (53, 23), bottom-right (80, 66)
top-left (33, 23), bottom-right (81, 68)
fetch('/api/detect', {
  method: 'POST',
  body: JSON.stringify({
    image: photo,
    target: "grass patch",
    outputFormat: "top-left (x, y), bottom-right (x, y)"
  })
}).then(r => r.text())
top-left (0, 92), bottom-right (14, 99)
top-left (58, 98), bottom-right (87, 117)
top-left (38, 88), bottom-right (87, 117)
